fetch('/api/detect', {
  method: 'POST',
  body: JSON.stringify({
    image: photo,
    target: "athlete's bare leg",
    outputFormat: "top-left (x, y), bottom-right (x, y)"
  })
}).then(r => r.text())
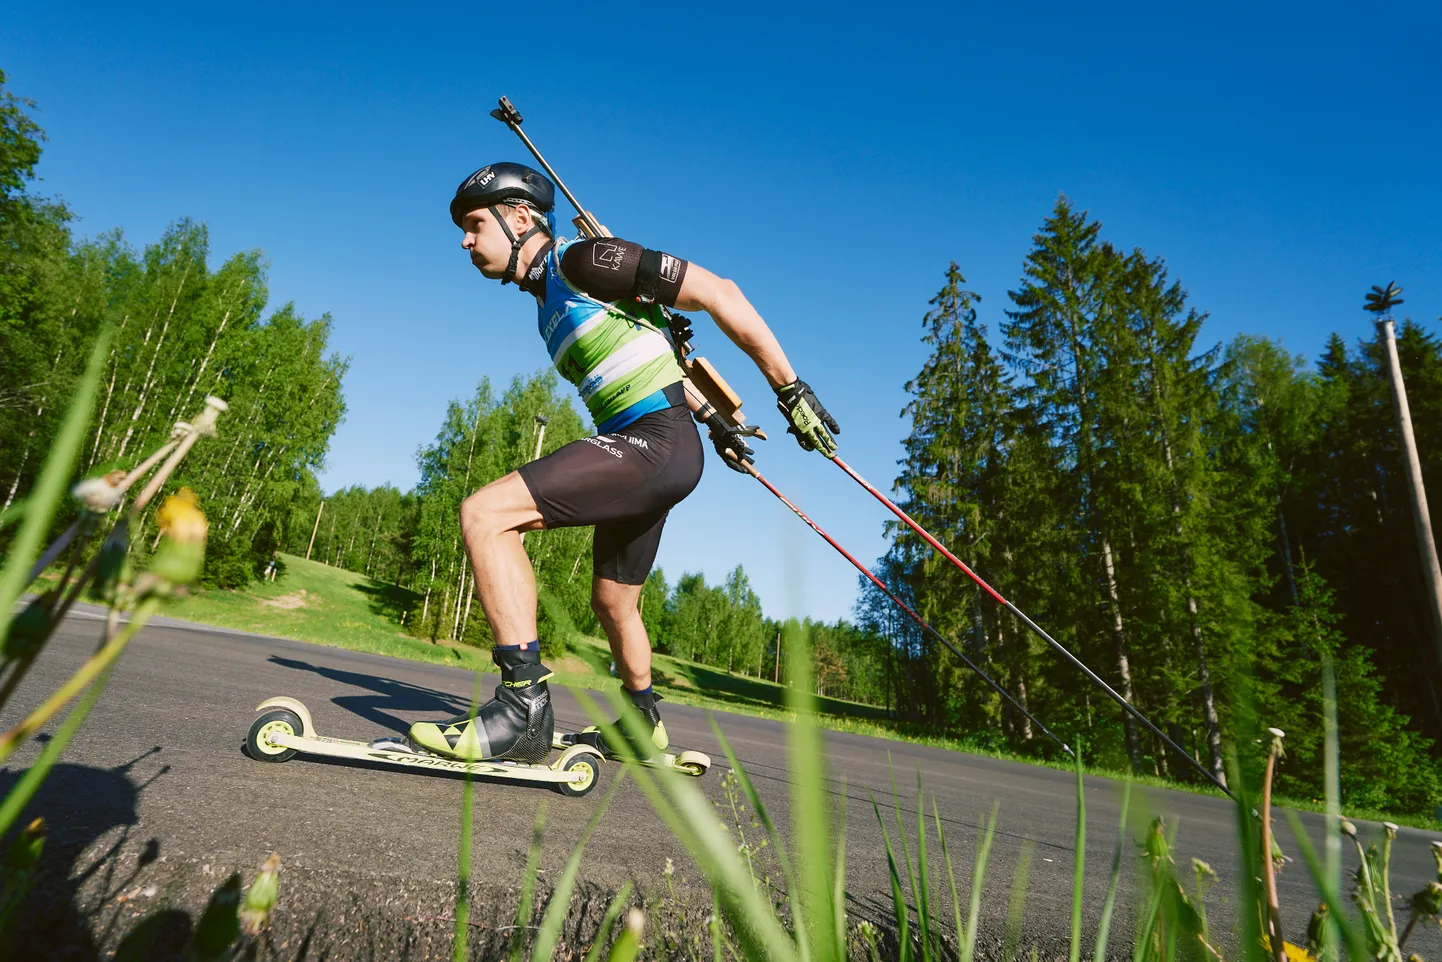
top-left (591, 577), bottom-right (652, 691)
top-left (459, 472), bottom-right (546, 648)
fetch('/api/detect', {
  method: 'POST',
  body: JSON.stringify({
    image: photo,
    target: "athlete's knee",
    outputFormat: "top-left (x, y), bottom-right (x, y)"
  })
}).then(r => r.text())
top-left (590, 584), bottom-right (638, 625)
top-left (459, 489), bottom-right (503, 539)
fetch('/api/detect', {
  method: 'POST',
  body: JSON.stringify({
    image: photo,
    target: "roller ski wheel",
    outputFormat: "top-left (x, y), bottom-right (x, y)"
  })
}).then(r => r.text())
top-left (558, 752), bottom-right (601, 798)
top-left (248, 708), bottom-right (304, 763)
top-left (246, 696), bottom-right (602, 797)
top-left (552, 731), bottom-right (711, 778)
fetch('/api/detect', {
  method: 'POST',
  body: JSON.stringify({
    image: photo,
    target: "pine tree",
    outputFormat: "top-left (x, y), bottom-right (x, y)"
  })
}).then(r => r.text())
top-left (891, 262), bottom-right (1024, 740)
top-left (1003, 197), bottom-right (1147, 770)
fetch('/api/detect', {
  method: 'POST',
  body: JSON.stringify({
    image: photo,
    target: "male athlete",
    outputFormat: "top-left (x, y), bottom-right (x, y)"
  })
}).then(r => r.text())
top-left (404, 162), bottom-right (840, 764)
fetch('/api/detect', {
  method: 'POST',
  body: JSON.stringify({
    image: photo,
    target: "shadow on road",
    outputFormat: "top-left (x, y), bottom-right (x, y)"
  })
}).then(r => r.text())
top-left (0, 747), bottom-right (170, 960)
top-left (268, 655), bottom-right (473, 734)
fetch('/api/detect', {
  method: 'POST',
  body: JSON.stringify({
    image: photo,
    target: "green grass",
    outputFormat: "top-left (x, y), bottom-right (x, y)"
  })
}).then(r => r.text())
top-left (164, 554), bottom-right (490, 671)
top-left (160, 553), bottom-right (1442, 832)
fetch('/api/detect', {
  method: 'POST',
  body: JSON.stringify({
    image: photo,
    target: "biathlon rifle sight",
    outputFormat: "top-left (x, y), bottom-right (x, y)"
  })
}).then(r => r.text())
top-left (490, 96), bottom-right (765, 444)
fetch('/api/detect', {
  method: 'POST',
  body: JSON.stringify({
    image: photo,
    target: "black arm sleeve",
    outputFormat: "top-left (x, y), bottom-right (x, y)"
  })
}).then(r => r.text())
top-left (559, 237), bottom-right (689, 307)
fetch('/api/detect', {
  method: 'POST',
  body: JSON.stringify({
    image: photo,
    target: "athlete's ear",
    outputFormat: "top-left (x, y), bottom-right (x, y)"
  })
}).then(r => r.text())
top-left (511, 203), bottom-right (534, 232)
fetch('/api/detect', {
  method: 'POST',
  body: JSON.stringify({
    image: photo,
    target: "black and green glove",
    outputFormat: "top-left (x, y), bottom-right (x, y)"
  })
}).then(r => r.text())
top-left (700, 410), bottom-right (755, 473)
top-left (775, 379), bottom-right (840, 457)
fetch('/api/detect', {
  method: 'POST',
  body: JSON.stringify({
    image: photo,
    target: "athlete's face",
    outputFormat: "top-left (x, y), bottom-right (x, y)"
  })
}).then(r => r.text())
top-left (459, 204), bottom-right (531, 280)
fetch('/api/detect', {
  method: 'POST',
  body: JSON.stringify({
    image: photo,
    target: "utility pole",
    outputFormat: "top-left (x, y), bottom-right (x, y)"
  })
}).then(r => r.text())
top-left (304, 500), bottom-right (325, 562)
top-left (1365, 283), bottom-right (1442, 671)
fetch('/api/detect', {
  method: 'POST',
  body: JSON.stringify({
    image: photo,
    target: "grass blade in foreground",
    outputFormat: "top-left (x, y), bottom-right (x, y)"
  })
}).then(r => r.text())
top-left (872, 791), bottom-right (913, 962)
top-left (531, 768), bottom-right (627, 961)
top-left (961, 804), bottom-right (998, 962)
top-left (784, 618), bottom-right (841, 962)
top-left (916, 772), bottom-right (933, 962)
top-left (1070, 739), bottom-right (1086, 962)
top-left (507, 806), bottom-right (548, 962)
top-left (936, 798), bottom-right (962, 961)
top-left (575, 689), bottom-right (798, 962)
top-left (0, 327), bottom-right (111, 633)
top-left (1284, 809), bottom-right (1369, 961)
top-left (582, 881), bottom-right (633, 962)
top-left (0, 662), bottom-right (117, 840)
top-left (708, 718), bottom-right (803, 920)
top-left (455, 672), bottom-right (482, 962)
top-left (1002, 840), bottom-right (1034, 962)
top-left (1091, 782), bottom-right (1131, 962)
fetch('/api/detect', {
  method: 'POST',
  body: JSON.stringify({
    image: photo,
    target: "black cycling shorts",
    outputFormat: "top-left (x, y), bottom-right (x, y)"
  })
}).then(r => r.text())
top-left (518, 401), bottom-right (703, 585)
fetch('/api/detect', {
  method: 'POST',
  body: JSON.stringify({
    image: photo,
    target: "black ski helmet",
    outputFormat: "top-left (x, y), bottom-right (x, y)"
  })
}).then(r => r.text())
top-left (451, 162), bottom-right (556, 286)
top-left (450, 162), bottom-right (555, 227)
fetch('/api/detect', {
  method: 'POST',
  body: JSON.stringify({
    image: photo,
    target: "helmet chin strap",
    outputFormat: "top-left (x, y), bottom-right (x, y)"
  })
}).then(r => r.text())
top-left (489, 205), bottom-right (548, 286)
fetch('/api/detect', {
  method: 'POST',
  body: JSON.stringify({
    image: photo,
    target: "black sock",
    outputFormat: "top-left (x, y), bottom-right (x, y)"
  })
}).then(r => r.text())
top-left (625, 685), bottom-right (657, 715)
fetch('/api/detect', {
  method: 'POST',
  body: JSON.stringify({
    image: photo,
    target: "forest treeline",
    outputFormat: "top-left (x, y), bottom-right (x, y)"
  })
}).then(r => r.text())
top-left (860, 200), bottom-right (1442, 810)
top-left (4, 70), bottom-right (1440, 810)
top-left (0, 72), bottom-right (346, 587)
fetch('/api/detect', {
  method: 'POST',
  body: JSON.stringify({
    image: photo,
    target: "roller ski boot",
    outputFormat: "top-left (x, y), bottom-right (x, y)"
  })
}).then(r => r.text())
top-left (407, 646), bottom-right (555, 763)
top-left (556, 689), bottom-right (712, 777)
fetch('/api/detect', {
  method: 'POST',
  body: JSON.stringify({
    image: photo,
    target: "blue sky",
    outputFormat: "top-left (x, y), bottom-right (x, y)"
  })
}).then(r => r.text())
top-left (6, 2), bottom-right (1439, 623)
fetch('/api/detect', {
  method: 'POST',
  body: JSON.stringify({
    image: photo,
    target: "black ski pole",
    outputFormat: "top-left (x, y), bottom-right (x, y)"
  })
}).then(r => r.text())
top-left (828, 455), bottom-right (1231, 797)
top-left (741, 461), bottom-right (1074, 758)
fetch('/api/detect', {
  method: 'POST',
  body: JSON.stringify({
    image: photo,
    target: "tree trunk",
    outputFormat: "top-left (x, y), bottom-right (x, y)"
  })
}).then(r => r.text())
top-left (1277, 504), bottom-right (1300, 606)
top-left (421, 557), bottom-right (436, 631)
top-left (1188, 594), bottom-right (1227, 786)
top-left (118, 259), bottom-right (193, 460)
top-left (1102, 538), bottom-right (1143, 772)
top-left (90, 315), bottom-right (128, 467)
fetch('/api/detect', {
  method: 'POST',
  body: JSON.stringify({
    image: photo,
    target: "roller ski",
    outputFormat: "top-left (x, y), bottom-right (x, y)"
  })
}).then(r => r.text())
top-left (245, 647), bottom-right (602, 797)
top-left (554, 688), bottom-right (711, 777)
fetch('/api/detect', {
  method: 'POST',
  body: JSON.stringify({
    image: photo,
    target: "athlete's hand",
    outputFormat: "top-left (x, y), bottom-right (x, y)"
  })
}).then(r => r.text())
top-left (775, 379), bottom-right (839, 457)
top-left (701, 412), bottom-right (755, 474)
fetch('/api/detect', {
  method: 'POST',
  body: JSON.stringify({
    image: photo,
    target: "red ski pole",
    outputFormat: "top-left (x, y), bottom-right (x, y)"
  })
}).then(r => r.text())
top-left (829, 455), bottom-right (1231, 796)
top-left (742, 463), bottom-right (1073, 758)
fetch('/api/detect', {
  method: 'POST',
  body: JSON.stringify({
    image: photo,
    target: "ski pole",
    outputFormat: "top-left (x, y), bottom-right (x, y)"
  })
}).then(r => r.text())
top-left (828, 455), bottom-right (1232, 797)
top-left (741, 461), bottom-right (1074, 758)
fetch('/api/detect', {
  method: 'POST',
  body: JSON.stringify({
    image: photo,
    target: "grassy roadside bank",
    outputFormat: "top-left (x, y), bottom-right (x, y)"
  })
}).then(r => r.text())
top-left (159, 553), bottom-right (1441, 830)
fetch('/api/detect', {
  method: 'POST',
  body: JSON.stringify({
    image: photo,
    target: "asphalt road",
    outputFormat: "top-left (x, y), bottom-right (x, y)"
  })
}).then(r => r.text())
top-left (4, 608), bottom-right (1440, 960)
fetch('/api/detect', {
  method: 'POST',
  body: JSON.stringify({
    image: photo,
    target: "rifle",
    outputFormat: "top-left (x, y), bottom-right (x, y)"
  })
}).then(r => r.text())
top-left (489, 96), bottom-right (765, 445)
